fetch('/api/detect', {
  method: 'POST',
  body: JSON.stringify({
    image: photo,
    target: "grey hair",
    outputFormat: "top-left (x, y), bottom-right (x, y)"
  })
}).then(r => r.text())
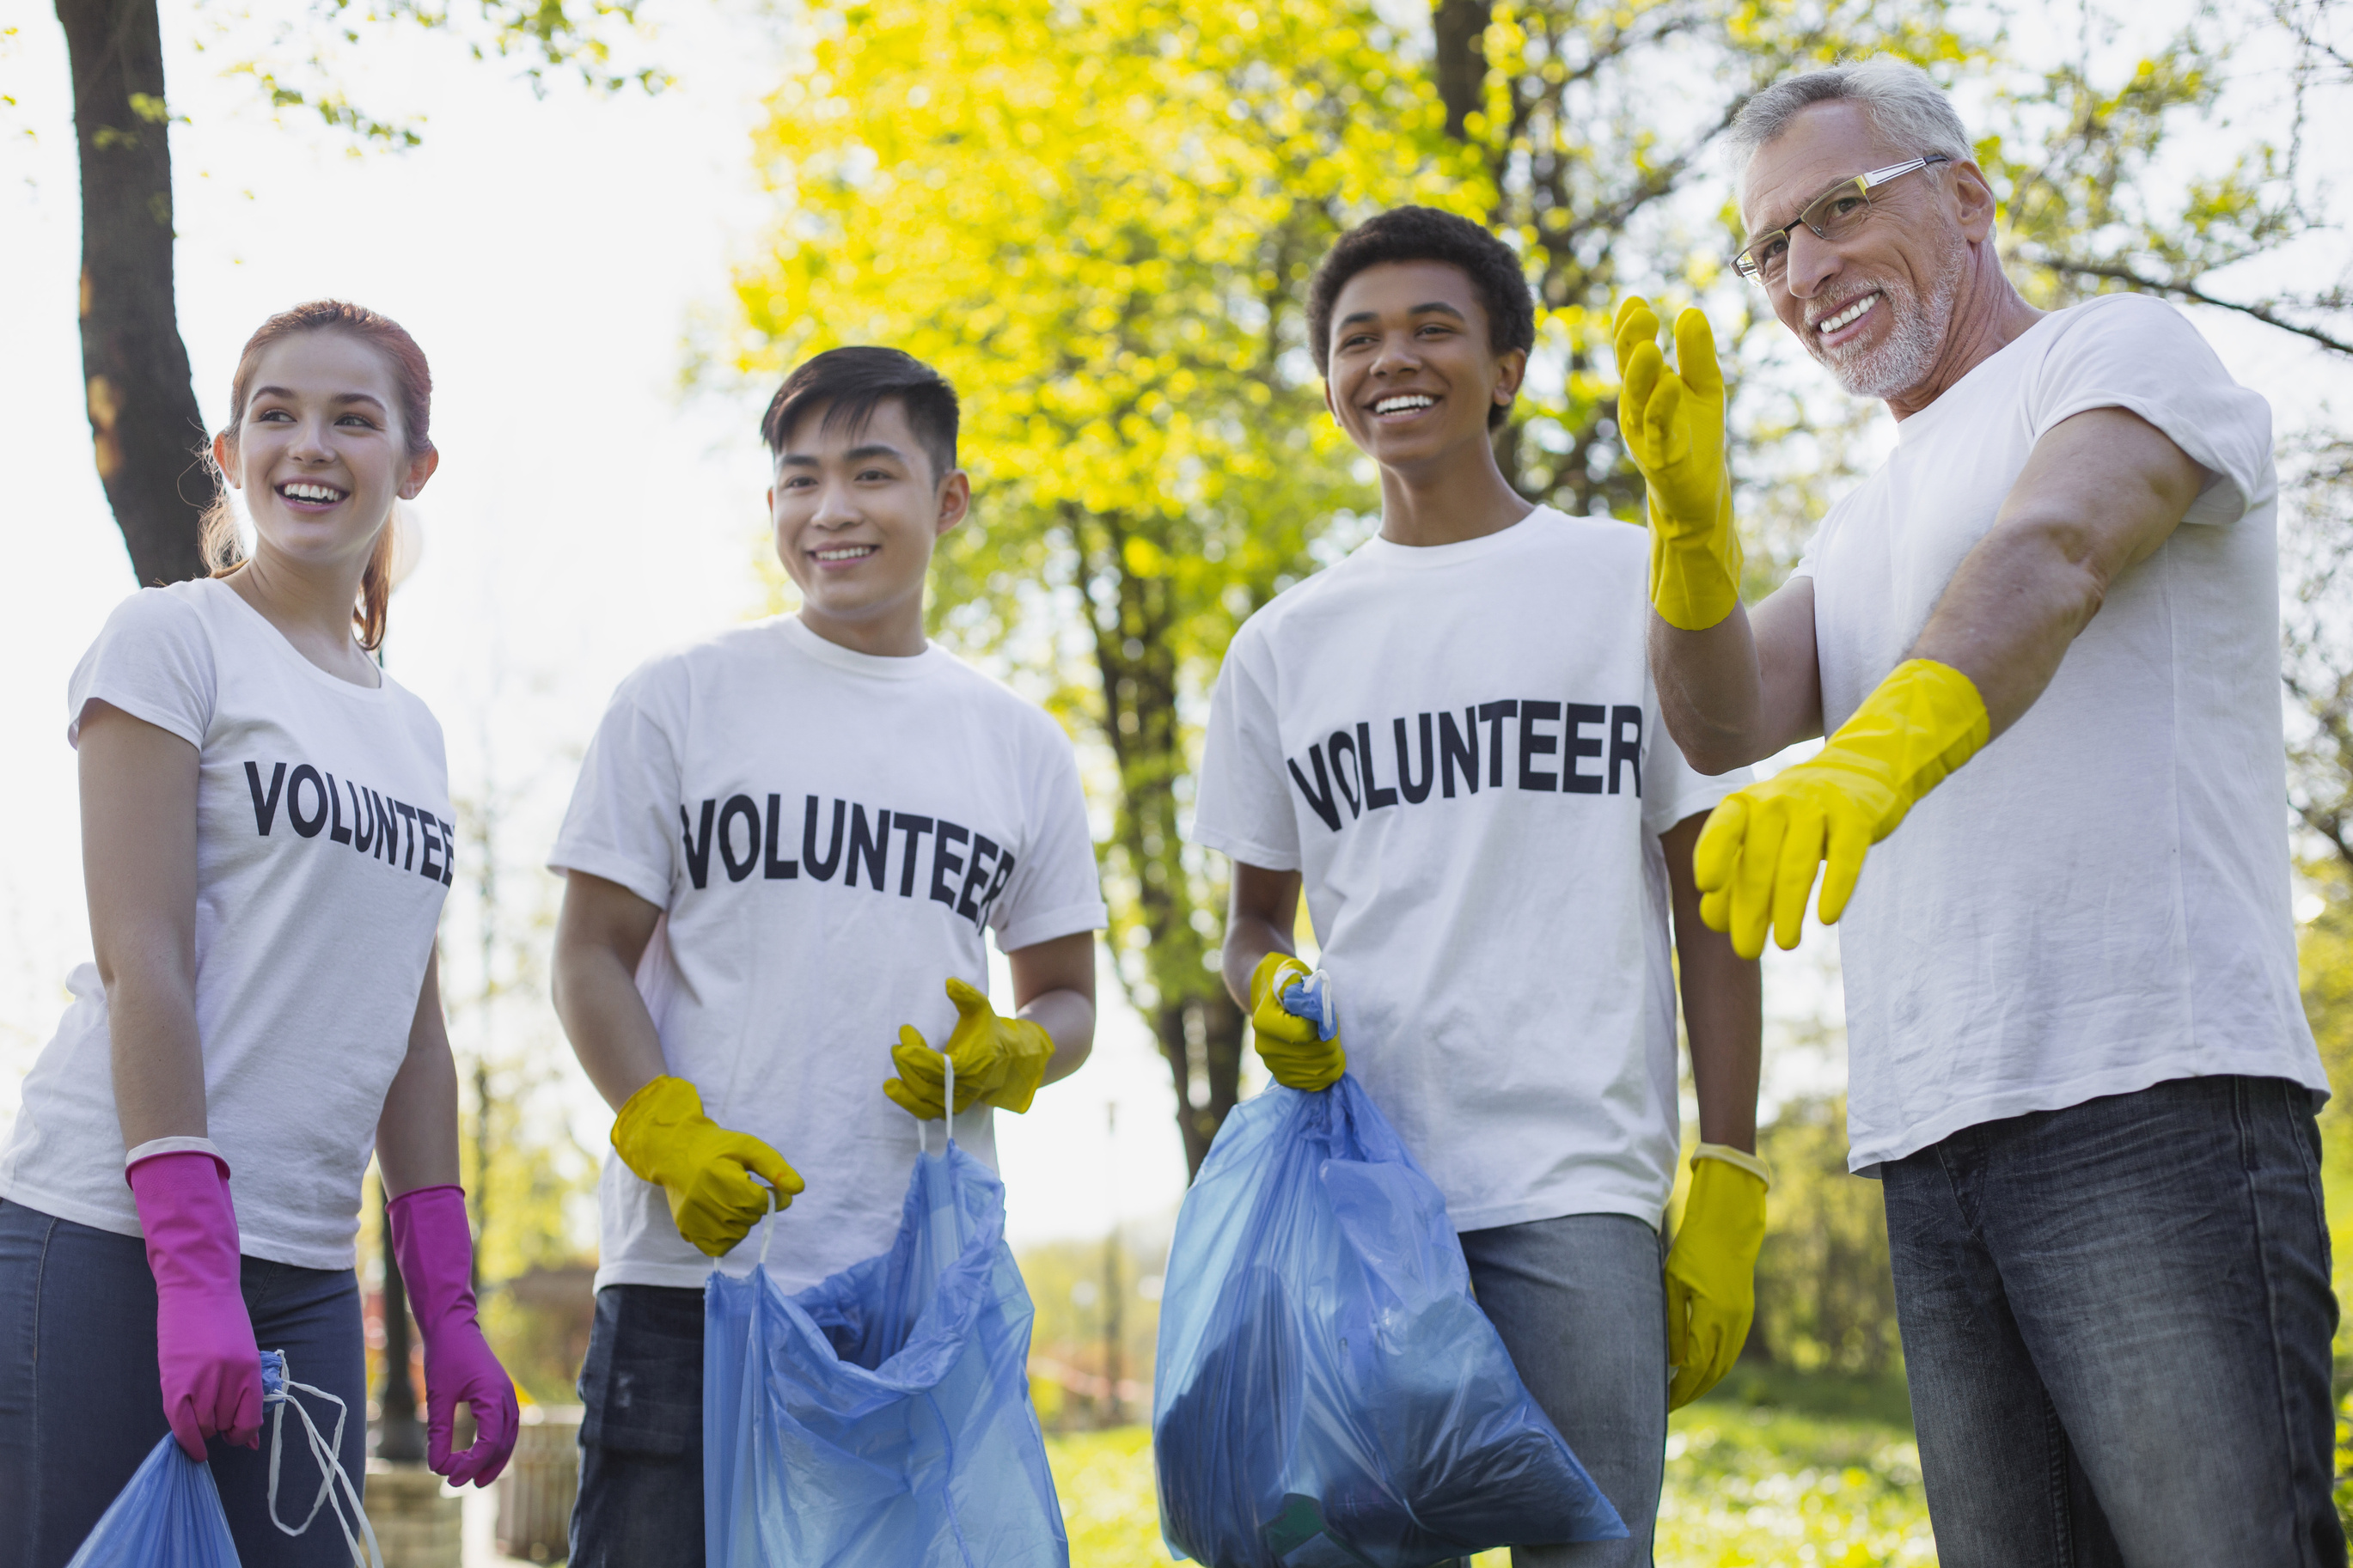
top-left (1727, 58), bottom-right (1972, 180)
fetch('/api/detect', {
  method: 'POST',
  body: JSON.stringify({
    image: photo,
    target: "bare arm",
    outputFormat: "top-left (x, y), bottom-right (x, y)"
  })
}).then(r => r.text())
top-left (1005, 931), bottom-right (1097, 1088)
top-left (1650, 578), bottom-right (1824, 777)
top-left (1662, 812), bottom-right (1759, 1153)
top-left (376, 949), bottom-right (463, 1198)
top-left (1909, 406), bottom-right (2204, 737)
top-left (81, 703), bottom-right (208, 1151)
top-left (551, 869), bottom-right (668, 1113)
top-left (1221, 862), bottom-right (1305, 1010)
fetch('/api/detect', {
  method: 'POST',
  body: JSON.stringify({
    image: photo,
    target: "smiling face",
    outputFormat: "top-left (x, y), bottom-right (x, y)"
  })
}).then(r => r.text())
top-left (214, 330), bottom-right (435, 572)
top-left (1740, 101), bottom-right (1977, 400)
top-left (767, 397), bottom-right (970, 656)
top-left (1323, 259), bottom-right (1525, 474)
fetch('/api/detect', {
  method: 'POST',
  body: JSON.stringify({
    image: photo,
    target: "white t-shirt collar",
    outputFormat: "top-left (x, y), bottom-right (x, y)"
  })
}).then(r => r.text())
top-left (777, 613), bottom-right (942, 681)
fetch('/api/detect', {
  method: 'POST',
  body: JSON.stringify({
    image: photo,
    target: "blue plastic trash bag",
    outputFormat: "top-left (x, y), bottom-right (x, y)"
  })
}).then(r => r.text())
top-left (704, 1140), bottom-right (1068, 1567)
top-left (63, 1434), bottom-right (240, 1568)
top-left (1152, 1077), bottom-right (1627, 1567)
top-left (66, 1349), bottom-right (380, 1568)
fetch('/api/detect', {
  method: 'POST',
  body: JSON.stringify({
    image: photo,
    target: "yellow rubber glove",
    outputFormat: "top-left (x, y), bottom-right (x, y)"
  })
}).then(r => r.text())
top-left (1248, 952), bottom-right (1345, 1092)
top-left (1665, 1144), bottom-right (1771, 1410)
top-left (1696, 658), bottom-right (1990, 959)
top-left (610, 1076), bottom-right (804, 1258)
top-left (886, 978), bottom-right (1055, 1120)
top-left (1611, 296), bottom-right (1743, 631)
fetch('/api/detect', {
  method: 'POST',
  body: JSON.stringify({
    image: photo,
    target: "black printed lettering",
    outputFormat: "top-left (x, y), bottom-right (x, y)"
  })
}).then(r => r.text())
top-left (1356, 722), bottom-right (1399, 809)
top-left (371, 792), bottom-right (397, 863)
top-left (680, 800), bottom-right (717, 890)
top-left (845, 805), bottom-right (890, 891)
top-left (1609, 706), bottom-right (1643, 796)
top-left (718, 795), bottom-right (761, 883)
top-left (1563, 704), bottom-right (1605, 795)
top-left (930, 821), bottom-right (969, 906)
top-left (288, 766), bottom-right (329, 839)
top-left (1476, 702), bottom-right (1518, 790)
top-left (958, 834), bottom-right (999, 921)
top-left (394, 801), bottom-right (419, 869)
top-left (347, 781), bottom-right (376, 854)
top-left (418, 813), bottom-right (443, 882)
top-left (327, 773), bottom-right (353, 845)
top-left (762, 795), bottom-right (798, 879)
top-left (1329, 729), bottom-right (1363, 819)
top-left (1518, 702), bottom-right (1561, 792)
top-left (438, 818), bottom-right (456, 886)
top-left (1439, 709), bottom-right (1477, 798)
top-left (1287, 744), bottom-right (1344, 833)
top-left (803, 796), bottom-right (846, 882)
top-left (975, 849), bottom-right (1017, 929)
top-left (1394, 715), bottom-right (1434, 804)
top-left (245, 762), bottom-right (287, 836)
top-left (894, 815), bottom-right (937, 897)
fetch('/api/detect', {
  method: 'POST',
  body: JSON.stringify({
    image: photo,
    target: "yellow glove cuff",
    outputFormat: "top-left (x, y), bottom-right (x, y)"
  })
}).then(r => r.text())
top-left (1647, 488), bottom-right (1744, 631)
top-left (1832, 658), bottom-right (1991, 839)
top-left (610, 1074), bottom-right (701, 1181)
top-left (1692, 1142), bottom-right (1771, 1189)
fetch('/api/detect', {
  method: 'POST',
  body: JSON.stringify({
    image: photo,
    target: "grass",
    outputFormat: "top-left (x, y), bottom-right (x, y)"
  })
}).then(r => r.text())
top-left (1042, 1376), bottom-right (1935, 1566)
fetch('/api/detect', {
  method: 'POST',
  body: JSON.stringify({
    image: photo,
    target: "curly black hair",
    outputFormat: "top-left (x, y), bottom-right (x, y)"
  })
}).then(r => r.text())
top-left (1305, 207), bottom-right (1535, 430)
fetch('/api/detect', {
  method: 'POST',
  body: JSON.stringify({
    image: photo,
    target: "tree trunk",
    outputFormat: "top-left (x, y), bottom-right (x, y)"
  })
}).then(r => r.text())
top-left (1433, 0), bottom-right (1494, 141)
top-left (1085, 510), bottom-right (1246, 1181)
top-left (56, 0), bottom-right (213, 586)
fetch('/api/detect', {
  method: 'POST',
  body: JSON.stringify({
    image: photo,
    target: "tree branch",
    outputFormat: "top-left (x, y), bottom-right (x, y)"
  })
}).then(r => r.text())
top-left (2027, 255), bottom-right (2353, 356)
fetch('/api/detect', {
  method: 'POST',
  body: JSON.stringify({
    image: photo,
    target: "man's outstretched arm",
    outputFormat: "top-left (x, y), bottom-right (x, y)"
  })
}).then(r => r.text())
top-left (1696, 406), bottom-right (2205, 956)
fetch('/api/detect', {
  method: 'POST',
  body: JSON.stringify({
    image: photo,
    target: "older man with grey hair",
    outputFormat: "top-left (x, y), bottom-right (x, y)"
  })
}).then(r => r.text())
top-left (1613, 56), bottom-right (2340, 1565)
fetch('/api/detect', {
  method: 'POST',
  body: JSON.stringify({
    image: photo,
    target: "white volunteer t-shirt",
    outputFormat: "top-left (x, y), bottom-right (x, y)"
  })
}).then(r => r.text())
top-left (1191, 509), bottom-right (1743, 1233)
top-left (550, 615), bottom-right (1107, 1293)
top-left (0, 579), bottom-right (454, 1270)
top-left (1794, 292), bottom-right (2326, 1171)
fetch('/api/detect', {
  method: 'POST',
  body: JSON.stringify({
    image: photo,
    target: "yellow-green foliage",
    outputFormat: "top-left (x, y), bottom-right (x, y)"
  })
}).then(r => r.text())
top-left (1042, 1401), bottom-right (1935, 1566)
top-left (1748, 1100), bottom-right (1901, 1376)
top-left (2301, 865), bottom-right (2353, 1370)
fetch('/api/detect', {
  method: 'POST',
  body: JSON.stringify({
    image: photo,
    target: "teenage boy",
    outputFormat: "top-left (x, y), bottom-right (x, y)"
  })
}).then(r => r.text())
top-left (548, 347), bottom-right (1107, 1568)
top-left (1192, 208), bottom-right (1764, 1564)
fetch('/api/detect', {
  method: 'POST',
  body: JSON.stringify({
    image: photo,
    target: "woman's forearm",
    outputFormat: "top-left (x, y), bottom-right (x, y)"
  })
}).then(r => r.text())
top-left (376, 949), bottom-right (462, 1199)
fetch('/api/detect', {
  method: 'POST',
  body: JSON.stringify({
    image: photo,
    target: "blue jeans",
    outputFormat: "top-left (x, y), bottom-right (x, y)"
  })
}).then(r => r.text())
top-left (0, 1199), bottom-right (369, 1568)
top-left (571, 1283), bottom-right (706, 1568)
top-left (1884, 1075), bottom-right (2344, 1567)
top-left (1457, 1212), bottom-right (1668, 1567)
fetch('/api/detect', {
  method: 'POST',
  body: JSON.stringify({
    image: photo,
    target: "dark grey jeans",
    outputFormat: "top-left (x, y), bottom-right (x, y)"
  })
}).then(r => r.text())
top-left (1885, 1074), bottom-right (2344, 1568)
top-left (1456, 1211), bottom-right (1669, 1567)
top-left (570, 1282), bottom-right (706, 1568)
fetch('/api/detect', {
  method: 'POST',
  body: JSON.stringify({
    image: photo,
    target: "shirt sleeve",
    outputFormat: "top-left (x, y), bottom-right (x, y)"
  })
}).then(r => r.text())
top-left (1189, 625), bottom-right (1305, 872)
top-left (67, 589), bottom-right (217, 749)
top-left (2030, 293), bottom-right (2276, 528)
top-left (547, 662), bottom-right (688, 911)
top-left (988, 715), bottom-right (1108, 953)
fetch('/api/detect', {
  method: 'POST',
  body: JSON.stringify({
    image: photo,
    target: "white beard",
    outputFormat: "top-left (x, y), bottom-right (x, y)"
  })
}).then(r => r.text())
top-left (1818, 235), bottom-right (1966, 400)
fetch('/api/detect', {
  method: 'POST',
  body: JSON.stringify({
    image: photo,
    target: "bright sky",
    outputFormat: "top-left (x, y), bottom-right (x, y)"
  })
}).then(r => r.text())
top-left (1, 0), bottom-right (2345, 1252)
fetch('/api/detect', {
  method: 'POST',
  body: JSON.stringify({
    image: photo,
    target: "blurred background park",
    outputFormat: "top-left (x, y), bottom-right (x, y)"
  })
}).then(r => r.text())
top-left (5, 0), bottom-right (2353, 1559)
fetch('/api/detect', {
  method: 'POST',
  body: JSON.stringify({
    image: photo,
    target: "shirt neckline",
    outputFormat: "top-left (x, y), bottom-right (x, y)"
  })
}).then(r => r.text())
top-left (774, 613), bottom-right (944, 680)
top-left (1893, 304), bottom-right (2081, 444)
top-left (1357, 505), bottom-right (1568, 570)
top-left (205, 578), bottom-right (393, 699)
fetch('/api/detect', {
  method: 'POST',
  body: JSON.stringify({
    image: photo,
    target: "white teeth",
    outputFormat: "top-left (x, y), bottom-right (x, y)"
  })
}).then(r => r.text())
top-left (280, 483), bottom-right (342, 503)
top-left (1818, 294), bottom-right (1879, 333)
top-left (814, 546), bottom-right (874, 561)
top-left (1374, 394), bottom-right (1434, 415)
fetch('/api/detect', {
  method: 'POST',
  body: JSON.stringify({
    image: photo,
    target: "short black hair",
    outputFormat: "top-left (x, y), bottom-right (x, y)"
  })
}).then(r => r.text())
top-left (1306, 207), bottom-right (1536, 430)
top-left (760, 345), bottom-right (959, 481)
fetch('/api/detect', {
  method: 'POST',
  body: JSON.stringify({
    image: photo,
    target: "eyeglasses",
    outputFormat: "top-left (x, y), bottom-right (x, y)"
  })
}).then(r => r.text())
top-left (1733, 155), bottom-right (1950, 284)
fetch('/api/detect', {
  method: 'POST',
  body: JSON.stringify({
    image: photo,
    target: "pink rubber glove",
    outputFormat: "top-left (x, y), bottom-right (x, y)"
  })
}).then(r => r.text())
top-left (126, 1150), bottom-right (265, 1460)
top-left (388, 1184), bottom-right (518, 1486)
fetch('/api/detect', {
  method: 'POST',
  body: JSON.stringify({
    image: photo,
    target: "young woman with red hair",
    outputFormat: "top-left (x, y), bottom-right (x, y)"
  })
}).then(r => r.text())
top-left (0, 302), bottom-right (516, 1568)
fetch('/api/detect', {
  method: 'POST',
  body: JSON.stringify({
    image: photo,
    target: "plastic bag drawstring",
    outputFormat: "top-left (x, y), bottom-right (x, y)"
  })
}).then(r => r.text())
top-left (261, 1350), bottom-right (385, 1568)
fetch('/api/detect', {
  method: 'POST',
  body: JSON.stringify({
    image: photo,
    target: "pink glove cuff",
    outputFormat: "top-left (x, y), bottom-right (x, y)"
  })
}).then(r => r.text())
top-left (127, 1149), bottom-right (264, 1458)
top-left (388, 1184), bottom-right (519, 1486)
